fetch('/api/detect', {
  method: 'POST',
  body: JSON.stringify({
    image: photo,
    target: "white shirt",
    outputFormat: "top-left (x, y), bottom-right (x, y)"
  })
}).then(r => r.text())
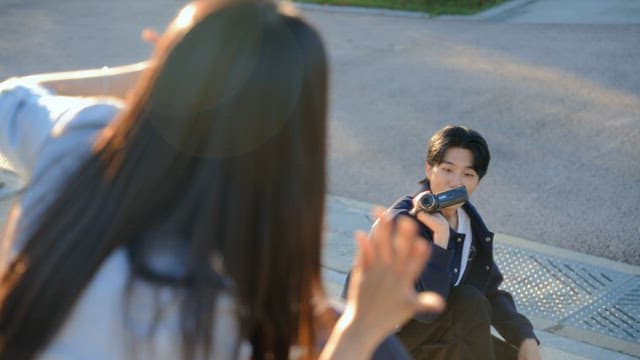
top-left (0, 78), bottom-right (245, 359)
top-left (454, 208), bottom-right (473, 286)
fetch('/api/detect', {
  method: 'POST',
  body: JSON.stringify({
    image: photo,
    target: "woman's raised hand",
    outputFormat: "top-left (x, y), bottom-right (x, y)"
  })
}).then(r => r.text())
top-left (320, 208), bottom-right (445, 360)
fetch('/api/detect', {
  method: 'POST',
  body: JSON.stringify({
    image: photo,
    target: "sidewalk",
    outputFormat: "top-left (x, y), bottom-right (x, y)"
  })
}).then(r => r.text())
top-left (1, 164), bottom-right (637, 359)
top-left (474, 0), bottom-right (640, 24)
top-left (322, 195), bottom-right (640, 360)
top-left (299, 0), bottom-right (640, 24)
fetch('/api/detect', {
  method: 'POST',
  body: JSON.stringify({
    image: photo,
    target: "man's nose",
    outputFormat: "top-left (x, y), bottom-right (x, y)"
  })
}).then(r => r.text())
top-left (449, 173), bottom-right (463, 187)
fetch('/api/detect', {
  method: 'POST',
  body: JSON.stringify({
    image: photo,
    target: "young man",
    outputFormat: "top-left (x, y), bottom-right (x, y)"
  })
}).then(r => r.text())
top-left (368, 126), bottom-right (540, 359)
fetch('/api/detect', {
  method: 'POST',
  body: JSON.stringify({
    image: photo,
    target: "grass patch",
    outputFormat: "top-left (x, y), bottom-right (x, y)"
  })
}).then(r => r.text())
top-left (296, 0), bottom-right (509, 15)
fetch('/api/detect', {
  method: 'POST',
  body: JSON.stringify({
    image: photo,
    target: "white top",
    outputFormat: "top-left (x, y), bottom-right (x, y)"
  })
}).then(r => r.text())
top-left (454, 208), bottom-right (473, 286)
top-left (0, 78), bottom-right (246, 359)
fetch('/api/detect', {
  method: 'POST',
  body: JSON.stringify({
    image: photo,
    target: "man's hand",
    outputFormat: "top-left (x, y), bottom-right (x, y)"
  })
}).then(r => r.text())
top-left (518, 338), bottom-right (541, 360)
top-left (412, 191), bottom-right (450, 249)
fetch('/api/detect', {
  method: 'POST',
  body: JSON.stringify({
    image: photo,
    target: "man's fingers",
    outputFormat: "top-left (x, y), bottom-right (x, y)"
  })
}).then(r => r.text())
top-left (415, 211), bottom-right (432, 227)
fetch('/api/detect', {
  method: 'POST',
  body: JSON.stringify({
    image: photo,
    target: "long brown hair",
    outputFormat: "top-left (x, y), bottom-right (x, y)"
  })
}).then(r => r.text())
top-left (0, 1), bottom-right (327, 358)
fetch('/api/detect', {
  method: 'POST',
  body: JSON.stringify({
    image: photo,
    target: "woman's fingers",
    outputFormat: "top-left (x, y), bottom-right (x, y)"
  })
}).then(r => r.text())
top-left (353, 230), bottom-right (373, 269)
top-left (394, 216), bottom-right (417, 272)
top-left (367, 211), bottom-right (430, 280)
top-left (416, 291), bottom-right (446, 314)
top-left (345, 207), bottom-right (445, 341)
top-left (371, 206), bottom-right (385, 220)
top-left (403, 238), bottom-right (429, 281)
top-left (370, 207), bottom-right (393, 264)
top-left (141, 27), bottom-right (161, 45)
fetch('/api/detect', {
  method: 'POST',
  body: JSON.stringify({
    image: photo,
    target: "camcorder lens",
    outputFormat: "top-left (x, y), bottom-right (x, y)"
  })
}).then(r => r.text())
top-left (419, 194), bottom-right (436, 212)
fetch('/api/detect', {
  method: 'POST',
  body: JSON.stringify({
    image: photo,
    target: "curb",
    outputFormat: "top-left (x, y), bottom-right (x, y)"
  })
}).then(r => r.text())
top-left (496, 233), bottom-right (640, 276)
top-left (294, 0), bottom-right (539, 22)
top-left (294, 2), bottom-right (430, 19)
top-left (473, 0), bottom-right (538, 20)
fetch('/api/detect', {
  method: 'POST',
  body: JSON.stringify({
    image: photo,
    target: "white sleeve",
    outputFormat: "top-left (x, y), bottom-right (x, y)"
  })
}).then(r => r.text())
top-left (0, 78), bottom-right (120, 182)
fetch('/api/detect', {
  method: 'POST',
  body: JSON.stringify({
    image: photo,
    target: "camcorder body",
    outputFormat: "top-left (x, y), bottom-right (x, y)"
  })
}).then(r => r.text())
top-left (410, 186), bottom-right (468, 216)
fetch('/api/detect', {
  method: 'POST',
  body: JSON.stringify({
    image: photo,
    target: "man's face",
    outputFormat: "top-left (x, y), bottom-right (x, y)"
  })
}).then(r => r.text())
top-left (425, 147), bottom-right (481, 205)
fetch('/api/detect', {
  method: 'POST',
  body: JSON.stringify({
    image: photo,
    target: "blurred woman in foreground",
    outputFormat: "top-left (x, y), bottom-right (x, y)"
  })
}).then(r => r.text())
top-left (0, 0), bottom-right (442, 358)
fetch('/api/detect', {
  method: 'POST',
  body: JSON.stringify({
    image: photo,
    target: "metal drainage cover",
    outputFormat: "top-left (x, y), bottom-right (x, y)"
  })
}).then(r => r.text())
top-left (495, 245), bottom-right (639, 343)
top-left (563, 277), bottom-right (640, 343)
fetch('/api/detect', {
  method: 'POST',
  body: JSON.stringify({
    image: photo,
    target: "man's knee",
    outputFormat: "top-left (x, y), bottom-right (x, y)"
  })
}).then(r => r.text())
top-left (448, 285), bottom-right (491, 322)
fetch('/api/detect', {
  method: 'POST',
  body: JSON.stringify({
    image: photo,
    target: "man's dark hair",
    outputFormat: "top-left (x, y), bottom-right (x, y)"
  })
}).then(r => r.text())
top-left (421, 125), bottom-right (490, 183)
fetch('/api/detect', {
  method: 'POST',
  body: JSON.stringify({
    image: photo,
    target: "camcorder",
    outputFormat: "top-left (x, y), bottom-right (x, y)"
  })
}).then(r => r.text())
top-left (409, 186), bottom-right (468, 216)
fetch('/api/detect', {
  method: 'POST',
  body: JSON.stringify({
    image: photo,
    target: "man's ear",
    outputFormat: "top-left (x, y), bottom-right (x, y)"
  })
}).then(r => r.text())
top-left (425, 163), bottom-right (432, 179)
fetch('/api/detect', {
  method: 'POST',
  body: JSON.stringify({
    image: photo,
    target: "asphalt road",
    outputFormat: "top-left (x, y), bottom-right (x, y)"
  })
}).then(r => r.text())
top-left (1, 0), bottom-right (639, 265)
top-left (311, 10), bottom-right (640, 265)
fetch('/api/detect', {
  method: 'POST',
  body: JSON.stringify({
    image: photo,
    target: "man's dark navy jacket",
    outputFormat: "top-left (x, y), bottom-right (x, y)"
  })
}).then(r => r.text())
top-left (391, 185), bottom-right (537, 347)
top-left (343, 184), bottom-right (538, 348)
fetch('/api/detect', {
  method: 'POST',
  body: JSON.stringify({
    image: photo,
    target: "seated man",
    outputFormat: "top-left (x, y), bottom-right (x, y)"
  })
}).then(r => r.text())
top-left (344, 125), bottom-right (540, 360)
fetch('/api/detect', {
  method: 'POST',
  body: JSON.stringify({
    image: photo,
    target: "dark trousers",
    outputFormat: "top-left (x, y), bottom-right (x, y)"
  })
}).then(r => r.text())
top-left (397, 285), bottom-right (519, 360)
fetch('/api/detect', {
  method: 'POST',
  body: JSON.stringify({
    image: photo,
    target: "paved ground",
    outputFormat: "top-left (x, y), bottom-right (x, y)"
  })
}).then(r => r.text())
top-left (1, 0), bottom-right (639, 358)
top-left (1, 0), bottom-right (639, 267)
top-left (0, 0), bottom-right (183, 78)
top-left (477, 0), bottom-right (640, 24)
top-left (298, 2), bottom-right (640, 266)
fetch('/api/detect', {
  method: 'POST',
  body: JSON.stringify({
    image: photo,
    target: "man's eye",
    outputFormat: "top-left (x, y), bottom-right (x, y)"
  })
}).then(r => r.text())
top-left (464, 173), bottom-right (476, 177)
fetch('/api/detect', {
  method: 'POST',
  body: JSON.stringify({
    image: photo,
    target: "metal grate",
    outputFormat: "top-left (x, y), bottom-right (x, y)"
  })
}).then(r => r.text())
top-left (563, 277), bottom-right (640, 343)
top-left (495, 245), bottom-right (634, 321)
top-left (496, 245), bottom-right (639, 343)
